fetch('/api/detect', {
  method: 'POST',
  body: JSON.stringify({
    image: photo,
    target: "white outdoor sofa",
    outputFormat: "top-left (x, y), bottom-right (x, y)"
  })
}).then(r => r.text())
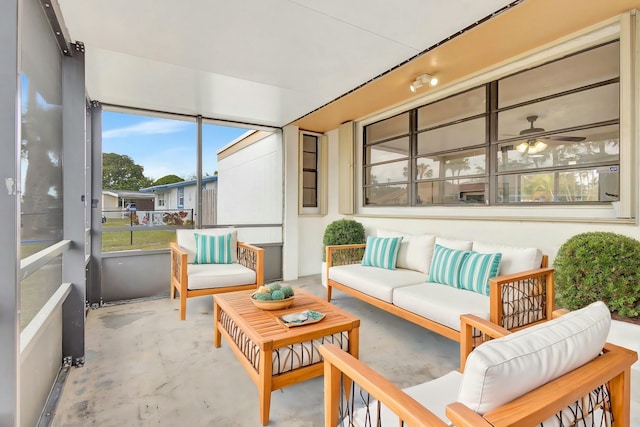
top-left (326, 231), bottom-right (554, 342)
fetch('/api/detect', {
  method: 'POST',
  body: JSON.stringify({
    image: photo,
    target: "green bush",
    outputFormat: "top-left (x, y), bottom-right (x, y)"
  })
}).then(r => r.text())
top-left (554, 232), bottom-right (640, 318)
top-left (322, 219), bottom-right (366, 261)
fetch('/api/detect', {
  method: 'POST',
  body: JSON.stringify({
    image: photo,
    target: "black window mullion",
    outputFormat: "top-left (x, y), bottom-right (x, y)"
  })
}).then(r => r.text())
top-left (488, 81), bottom-right (498, 205)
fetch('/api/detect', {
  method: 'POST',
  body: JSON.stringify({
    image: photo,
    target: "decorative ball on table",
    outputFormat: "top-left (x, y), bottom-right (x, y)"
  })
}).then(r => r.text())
top-left (251, 283), bottom-right (295, 310)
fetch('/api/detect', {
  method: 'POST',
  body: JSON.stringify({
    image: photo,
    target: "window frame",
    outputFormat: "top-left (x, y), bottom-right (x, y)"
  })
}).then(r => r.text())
top-left (355, 16), bottom-right (633, 221)
top-left (299, 130), bottom-right (327, 215)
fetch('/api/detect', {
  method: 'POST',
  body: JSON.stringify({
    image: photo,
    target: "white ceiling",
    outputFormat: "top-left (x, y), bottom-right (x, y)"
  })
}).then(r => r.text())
top-left (58, 0), bottom-right (514, 128)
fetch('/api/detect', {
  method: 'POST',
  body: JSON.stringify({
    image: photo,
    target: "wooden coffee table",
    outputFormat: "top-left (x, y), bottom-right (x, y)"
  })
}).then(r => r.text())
top-left (213, 288), bottom-right (360, 425)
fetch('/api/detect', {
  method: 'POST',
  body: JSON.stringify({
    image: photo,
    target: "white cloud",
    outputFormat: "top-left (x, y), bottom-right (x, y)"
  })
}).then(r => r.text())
top-left (103, 119), bottom-right (191, 139)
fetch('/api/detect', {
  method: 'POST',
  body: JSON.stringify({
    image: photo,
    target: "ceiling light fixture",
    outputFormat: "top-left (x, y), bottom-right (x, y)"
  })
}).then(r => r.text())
top-left (409, 74), bottom-right (438, 93)
top-left (516, 139), bottom-right (548, 154)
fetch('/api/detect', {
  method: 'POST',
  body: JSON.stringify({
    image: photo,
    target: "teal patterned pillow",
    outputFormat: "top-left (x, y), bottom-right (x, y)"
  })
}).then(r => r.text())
top-left (459, 251), bottom-right (502, 296)
top-left (194, 232), bottom-right (233, 264)
top-left (427, 244), bottom-right (470, 287)
top-left (361, 236), bottom-right (403, 270)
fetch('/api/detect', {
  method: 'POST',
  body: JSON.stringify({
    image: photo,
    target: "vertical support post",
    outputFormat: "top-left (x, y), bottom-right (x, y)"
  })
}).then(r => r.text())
top-left (89, 102), bottom-right (102, 306)
top-left (196, 115), bottom-right (203, 229)
top-left (62, 45), bottom-right (86, 365)
top-left (0, 1), bottom-right (20, 425)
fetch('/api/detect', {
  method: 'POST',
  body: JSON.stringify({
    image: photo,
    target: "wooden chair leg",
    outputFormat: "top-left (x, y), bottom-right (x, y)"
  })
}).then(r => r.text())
top-left (180, 293), bottom-right (187, 320)
top-left (170, 282), bottom-right (176, 299)
top-left (326, 285), bottom-right (332, 302)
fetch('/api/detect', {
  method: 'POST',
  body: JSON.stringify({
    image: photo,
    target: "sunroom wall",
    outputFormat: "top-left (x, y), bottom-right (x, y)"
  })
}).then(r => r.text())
top-left (296, 13), bottom-right (640, 276)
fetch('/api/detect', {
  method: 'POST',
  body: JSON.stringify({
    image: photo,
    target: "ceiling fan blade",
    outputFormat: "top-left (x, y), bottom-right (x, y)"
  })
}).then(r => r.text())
top-left (539, 136), bottom-right (586, 142)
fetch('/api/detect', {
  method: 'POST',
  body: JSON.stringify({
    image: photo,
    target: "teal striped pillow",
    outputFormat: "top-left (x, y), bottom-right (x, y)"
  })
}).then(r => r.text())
top-left (427, 244), bottom-right (470, 287)
top-left (361, 236), bottom-right (403, 270)
top-left (194, 233), bottom-right (233, 264)
top-left (459, 251), bottom-right (502, 295)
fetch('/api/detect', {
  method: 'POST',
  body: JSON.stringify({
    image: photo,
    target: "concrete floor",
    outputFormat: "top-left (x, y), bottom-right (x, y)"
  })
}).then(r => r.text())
top-left (50, 276), bottom-right (459, 427)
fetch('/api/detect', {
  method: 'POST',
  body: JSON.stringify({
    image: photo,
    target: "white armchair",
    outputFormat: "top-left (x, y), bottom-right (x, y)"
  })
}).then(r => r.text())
top-left (320, 301), bottom-right (637, 426)
top-left (170, 228), bottom-right (264, 320)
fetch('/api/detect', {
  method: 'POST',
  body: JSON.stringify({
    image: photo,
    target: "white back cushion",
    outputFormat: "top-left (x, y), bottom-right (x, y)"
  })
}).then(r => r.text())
top-left (472, 241), bottom-right (543, 275)
top-left (457, 301), bottom-right (611, 414)
top-left (435, 237), bottom-right (472, 251)
top-left (176, 228), bottom-right (238, 263)
top-left (377, 229), bottom-right (436, 274)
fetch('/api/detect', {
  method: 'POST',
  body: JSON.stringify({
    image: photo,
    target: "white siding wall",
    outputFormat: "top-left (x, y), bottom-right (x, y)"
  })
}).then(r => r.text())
top-left (218, 132), bottom-right (283, 245)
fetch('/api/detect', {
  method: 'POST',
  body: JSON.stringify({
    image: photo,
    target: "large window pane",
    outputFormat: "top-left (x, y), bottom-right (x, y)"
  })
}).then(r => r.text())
top-left (499, 42), bottom-right (619, 108)
top-left (20, 255), bottom-right (62, 331)
top-left (497, 125), bottom-right (619, 172)
top-left (417, 87), bottom-right (486, 129)
top-left (365, 112), bottom-right (409, 143)
top-left (202, 123), bottom-right (253, 225)
top-left (497, 166), bottom-right (619, 203)
top-left (102, 112), bottom-right (196, 251)
top-left (364, 185), bottom-right (408, 206)
top-left (417, 178), bottom-right (486, 205)
top-left (418, 118), bottom-right (486, 154)
top-left (417, 149), bottom-right (486, 179)
top-left (365, 137), bottom-right (409, 164)
top-left (365, 160), bottom-right (409, 185)
top-left (498, 83), bottom-right (619, 140)
top-left (20, 0), bottom-right (63, 259)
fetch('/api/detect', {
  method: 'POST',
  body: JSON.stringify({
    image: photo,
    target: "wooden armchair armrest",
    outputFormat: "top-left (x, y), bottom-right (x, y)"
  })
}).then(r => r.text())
top-left (489, 267), bottom-right (555, 331)
top-left (325, 243), bottom-right (366, 268)
top-left (238, 241), bottom-right (264, 286)
top-left (170, 241), bottom-right (188, 289)
top-left (319, 343), bottom-right (448, 427)
top-left (459, 314), bottom-right (511, 371)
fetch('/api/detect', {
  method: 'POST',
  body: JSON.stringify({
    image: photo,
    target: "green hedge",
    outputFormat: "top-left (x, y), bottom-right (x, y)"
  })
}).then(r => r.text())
top-left (554, 231), bottom-right (640, 318)
top-left (322, 219), bottom-right (365, 261)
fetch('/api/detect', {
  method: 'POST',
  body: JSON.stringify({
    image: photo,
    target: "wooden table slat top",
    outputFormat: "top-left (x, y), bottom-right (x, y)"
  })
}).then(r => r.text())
top-left (214, 287), bottom-right (360, 349)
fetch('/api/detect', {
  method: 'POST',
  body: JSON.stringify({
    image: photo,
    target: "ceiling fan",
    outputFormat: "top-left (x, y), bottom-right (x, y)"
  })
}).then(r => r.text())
top-left (516, 115), bottom-right (586, 154)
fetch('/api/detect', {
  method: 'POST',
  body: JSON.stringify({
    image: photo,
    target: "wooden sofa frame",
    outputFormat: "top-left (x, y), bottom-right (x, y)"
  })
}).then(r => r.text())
top-left (320, 313), bottom-right (638, 427)
top-left (326, 243), bottom-right (554, 342)
top-left (170, 241), bottom-right (264, 320)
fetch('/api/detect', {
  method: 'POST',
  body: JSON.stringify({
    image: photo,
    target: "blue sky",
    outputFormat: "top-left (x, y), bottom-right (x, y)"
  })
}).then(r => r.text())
top-left (102, 111), bottom-right (249, 181)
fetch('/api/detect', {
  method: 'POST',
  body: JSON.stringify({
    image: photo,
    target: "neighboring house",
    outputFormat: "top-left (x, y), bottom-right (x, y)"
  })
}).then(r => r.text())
top-left (101, 190), bottom-right (155, 213)
top-left (140, 176), bottom-right (218, 225)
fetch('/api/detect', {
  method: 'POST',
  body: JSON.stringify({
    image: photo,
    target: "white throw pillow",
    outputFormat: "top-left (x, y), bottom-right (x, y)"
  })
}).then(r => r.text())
top-left (176, 228), bottom-right (238, 263)
top-left (457, 301), bottom-right (611, 415)
top-left (434, 237), bottom-right (473, 251)
top-left (472, 241), bottom-right (543, 275)
top-left (377, 229), bottom-right (436, 274)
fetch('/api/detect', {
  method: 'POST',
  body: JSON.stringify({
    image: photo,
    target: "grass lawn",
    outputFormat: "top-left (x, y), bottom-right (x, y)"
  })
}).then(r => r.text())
top-left (102, 219), bottom-right (176, 252)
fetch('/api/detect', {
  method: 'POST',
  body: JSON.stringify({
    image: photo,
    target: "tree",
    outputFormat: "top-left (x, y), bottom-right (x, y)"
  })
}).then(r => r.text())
top-left (153, 174), bottom-right (184, 186)
top-left (102, 153), bottom-right (153, 190)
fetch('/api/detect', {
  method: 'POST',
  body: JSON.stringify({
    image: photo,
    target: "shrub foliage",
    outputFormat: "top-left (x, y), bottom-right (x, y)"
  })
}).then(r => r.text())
top-left (322, 219), bottom-right (365, 261)
top-left (554, 231), bottom-right (640, 318)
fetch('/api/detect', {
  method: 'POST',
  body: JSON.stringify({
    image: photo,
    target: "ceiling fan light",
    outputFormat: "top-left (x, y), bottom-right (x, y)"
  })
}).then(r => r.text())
top-left (516, 141), bottom-right (529, 153)
top-left (533, 140), bottom-right (547, 152)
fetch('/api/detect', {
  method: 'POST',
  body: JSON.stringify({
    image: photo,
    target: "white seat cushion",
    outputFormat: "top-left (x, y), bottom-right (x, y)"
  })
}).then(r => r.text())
top-left (329, 264), bottom-right (426, 303)
top-left (176, 228), bottom-right (238, 263)
top-left (472, 241), bottom-right (543, 275)
top-left (377, 229), bottom-right (436, 274)
top-left (392, 283), bottom-right (489, 331)
top-left (345, 371), bottom-right (462, 426)
top-left (458, 301), bottom-right (611, 415)
top-left (187, 263), bottom-right (256, 290)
